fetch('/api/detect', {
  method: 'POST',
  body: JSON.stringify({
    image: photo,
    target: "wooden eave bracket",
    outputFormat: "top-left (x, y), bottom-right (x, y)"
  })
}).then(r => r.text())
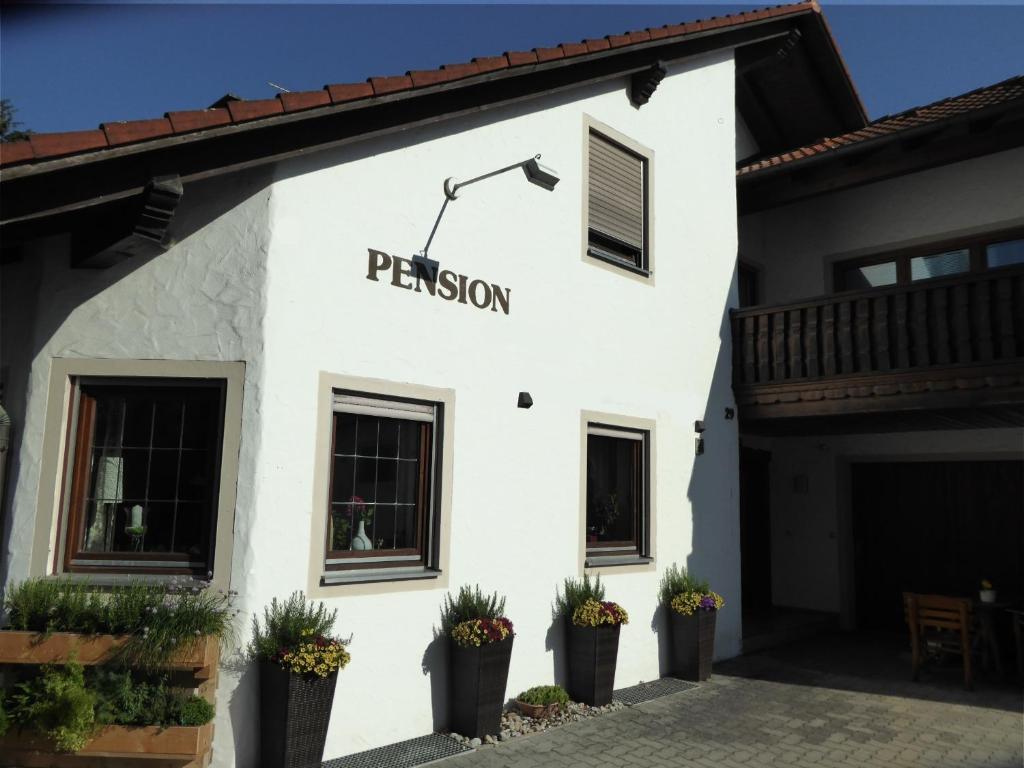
top-left (630, 61), bottom-right (667, 107)
top-left (78, 174), bottom-right (183, 268)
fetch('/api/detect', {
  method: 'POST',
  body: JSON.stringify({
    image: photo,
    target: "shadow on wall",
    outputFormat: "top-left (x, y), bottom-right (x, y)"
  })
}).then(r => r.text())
top-left (685, 262), bottom-right (742, 659)
top-left (544, 613), bottom-right (569, 689)
top-left (225, 658), bottom-right (259, 767)
top-left (650, 603), bottom-right (672, 677)
top-left (0, 168), bottom-right (273, 586)
top-left (421, 630), bottom-right (450, 732)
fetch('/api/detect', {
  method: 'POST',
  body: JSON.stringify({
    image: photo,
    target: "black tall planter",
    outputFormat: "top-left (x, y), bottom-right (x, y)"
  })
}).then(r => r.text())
top-left (669, 609), bottom-right (717, 681)
top-left (449, 635), bottom-right (514, 739)
top-left (259, 661), bottom-right (338, 768)
top-left (566, 624), bottom-right (620, 706)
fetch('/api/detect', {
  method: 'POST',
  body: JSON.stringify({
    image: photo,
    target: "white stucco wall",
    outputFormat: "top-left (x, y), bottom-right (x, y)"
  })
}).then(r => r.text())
top-left (739, 146), bottom-right (1024, 304)
top-left (2, 52), bottom-right (745, 767)
top-left (223, 50), bottom-right (743, 762)
top-left (743, 428), bottom-right (1024, 621)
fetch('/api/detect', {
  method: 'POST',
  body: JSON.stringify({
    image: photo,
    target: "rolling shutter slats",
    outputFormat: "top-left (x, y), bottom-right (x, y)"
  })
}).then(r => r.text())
top-left (588, 133), bottom-right (644, 249)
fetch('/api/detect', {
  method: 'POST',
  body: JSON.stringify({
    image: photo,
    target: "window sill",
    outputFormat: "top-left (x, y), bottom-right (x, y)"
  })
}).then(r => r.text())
top-left (320, 566), bottom-right (440, 586)
top-left (585, 554), bottom-right (653, 568)
top-left (586, 249), bottom-right (650, 278)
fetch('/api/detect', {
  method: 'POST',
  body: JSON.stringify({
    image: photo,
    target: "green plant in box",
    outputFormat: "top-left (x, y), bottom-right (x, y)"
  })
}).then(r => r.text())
top-left (7, 659), bottom-right (96, 752)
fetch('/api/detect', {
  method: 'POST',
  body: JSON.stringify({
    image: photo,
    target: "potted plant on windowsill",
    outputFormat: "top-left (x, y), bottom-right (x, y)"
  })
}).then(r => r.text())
top-left (249, 592), bottom-right (350, 768)
top-left (442, 585), bottom-right (514, 740)
top-left (660, 564), bottom-right (724, 682)
top-left (556, 574), bottom-right (628, 706)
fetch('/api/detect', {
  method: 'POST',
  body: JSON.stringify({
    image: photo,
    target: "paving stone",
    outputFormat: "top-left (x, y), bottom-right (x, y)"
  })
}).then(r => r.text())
top-left (438, 634), bottom-right (1023, 768)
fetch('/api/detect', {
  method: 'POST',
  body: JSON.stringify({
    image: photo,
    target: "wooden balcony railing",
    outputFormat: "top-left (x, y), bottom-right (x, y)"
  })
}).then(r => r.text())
top-left (730, 266), bottom-right (1024, 409)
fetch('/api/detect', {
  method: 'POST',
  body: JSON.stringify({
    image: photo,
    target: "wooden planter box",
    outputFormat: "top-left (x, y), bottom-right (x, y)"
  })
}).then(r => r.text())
top-left (0, 723), bottom-right (213, 767)
top-left (0, 631), bottom-right (218, 676)
top-left (566, 624), bottom-right (620, 706)
top-left (449, 635), bottom-right (514, 739)
top-left (669, 609), bottom-right (717, 681)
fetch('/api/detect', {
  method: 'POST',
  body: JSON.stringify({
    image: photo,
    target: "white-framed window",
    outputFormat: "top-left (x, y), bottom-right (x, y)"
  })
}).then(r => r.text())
top-left (584, 422), bottom-right (651, 566)
top-left (323, 392), bottom-right (442, 581)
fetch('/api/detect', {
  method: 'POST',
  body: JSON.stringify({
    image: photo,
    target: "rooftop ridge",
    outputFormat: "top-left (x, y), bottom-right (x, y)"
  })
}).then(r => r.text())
top-left (0, 2), bottom-right (819, 169)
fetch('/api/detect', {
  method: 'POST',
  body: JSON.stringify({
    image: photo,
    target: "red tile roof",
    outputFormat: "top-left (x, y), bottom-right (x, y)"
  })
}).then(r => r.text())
top-left (738, 74), bottom-right (1024, 177)
top-left (0, 1), bottom-right (821, 169)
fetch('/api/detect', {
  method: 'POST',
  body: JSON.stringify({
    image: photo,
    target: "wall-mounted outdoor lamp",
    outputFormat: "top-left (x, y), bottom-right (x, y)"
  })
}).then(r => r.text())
top-left (694, 419), bottom-right (705, 456)
top-left (517, 392), bottom-right (534, 409)
top-left (418, 155), bottom-right (560, 262)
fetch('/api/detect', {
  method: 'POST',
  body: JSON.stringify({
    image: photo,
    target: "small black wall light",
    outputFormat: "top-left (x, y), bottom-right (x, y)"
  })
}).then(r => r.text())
top-left (694, 420), bottom-right (706, 433)
top-left (517, 392), bottom-right (534, 409)
top-left (694, 419), bottom-right (705, 456)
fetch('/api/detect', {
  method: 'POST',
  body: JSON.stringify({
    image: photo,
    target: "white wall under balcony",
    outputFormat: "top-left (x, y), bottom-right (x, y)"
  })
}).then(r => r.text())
top-left (740, 146), bottom-right (1024, 305)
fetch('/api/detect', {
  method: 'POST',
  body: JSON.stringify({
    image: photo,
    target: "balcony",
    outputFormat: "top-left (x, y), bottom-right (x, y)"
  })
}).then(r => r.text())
top-left (730, 266), bottom-right (1024, 431)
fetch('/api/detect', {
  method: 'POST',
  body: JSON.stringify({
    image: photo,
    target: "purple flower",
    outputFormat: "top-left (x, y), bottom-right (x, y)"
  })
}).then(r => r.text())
top-left (698, 596), bottom-right (716, 611)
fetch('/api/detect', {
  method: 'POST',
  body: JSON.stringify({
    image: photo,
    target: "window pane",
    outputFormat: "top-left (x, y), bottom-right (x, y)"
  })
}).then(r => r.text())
top-left (910, 249), bottom-right (970, 281)
top-left (73, 384), bottom-right (222, 570)
top-left (839, 261), bottom-right (897, 290)
top-left (586, 434), bottom-right (640, 549)
top-left (355, 417), bottom-right (378, 456)
top-left (327, 407), bottom-right (430, 560)
top-left (152, 400), bottom-right (183, 448)
top-left (986, 239), bottom-right (1024, 268)
top-left (378, 419), bottom-right (400, 458)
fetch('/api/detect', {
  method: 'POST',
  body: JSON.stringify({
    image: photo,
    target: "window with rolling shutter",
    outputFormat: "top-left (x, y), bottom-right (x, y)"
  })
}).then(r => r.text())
top-left (587, 130), bottom-right (648, 271)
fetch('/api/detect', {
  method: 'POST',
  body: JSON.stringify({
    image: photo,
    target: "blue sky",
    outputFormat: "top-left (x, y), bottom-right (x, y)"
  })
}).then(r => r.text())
top-left (2, 3), bottom-right (1022, 134)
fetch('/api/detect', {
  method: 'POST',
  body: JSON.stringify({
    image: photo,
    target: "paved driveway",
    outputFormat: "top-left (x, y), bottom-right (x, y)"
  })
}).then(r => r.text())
top-left (442, 634), bottom-right (1023, 768)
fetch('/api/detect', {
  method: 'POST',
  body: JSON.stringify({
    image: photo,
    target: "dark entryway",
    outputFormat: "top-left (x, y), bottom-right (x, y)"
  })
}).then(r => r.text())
top-left (851, 460), bottom-right (1024, 630)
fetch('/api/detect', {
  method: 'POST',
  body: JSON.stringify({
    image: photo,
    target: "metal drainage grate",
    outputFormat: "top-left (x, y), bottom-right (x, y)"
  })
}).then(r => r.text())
top-left (613, 676), bottom-right (698, 706)
top-left (323, 733), bottom-right (471, 768)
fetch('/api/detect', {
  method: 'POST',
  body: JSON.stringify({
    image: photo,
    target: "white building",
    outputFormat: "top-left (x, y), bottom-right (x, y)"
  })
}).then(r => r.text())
top-left (1, 2), bottom-right (1021, 765)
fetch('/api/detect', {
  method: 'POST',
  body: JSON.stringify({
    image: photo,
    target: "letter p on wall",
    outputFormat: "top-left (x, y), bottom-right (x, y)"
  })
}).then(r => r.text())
top-left (367, 249), bottom-right (392, 281)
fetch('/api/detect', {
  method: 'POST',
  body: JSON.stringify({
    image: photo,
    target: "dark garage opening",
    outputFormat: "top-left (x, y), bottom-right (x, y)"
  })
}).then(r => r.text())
top-left (851, 460), bottom-right (1024, 631)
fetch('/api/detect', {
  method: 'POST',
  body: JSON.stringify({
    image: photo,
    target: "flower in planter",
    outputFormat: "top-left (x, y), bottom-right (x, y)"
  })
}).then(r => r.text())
top-left (659, 564), bottom-right (725, 616)
top-left (271, 629), bottom-right (351, 678)
top-left (571, 598), bottom-right (629, 627)
top-left (450, 617), bottom-right (514, 647)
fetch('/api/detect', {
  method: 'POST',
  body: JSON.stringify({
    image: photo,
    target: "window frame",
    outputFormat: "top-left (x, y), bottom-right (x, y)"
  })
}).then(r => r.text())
top-left (581, 417), bottom-right (654, 570)
top-left (832, 226), bottom-right (1024, 293)
top-left (323, 391), bottom-right (441, 576)
top-left (59, 377), bottom-right (227, 577)
top-left (33, 359), bottom-right (244, 591)
top-left (309, 373), bottom-right (454, 593)
top-left (581, 116), bottom-right (655, 283)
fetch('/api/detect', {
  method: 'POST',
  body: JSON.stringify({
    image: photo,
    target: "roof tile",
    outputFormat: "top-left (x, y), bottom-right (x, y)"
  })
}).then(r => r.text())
top-left (440, 62), bottom-right (480, 79)
top-left (409, 69), bottom-right (452, 88)
top-left (102, 118), bottom-right (173, 146)
top-left (278, 90), bottom-right (331, 112)
top-left (583, 38), bottom-right (611, 53)
top-left (505, 50), bottom-right (538, 66)
top-left (165, 108), bottom-right (231, 132)
top-left (472, 56), bottom-right (509, 74)
top-left (370, 75), bottom-right (414, 95)
top-left (606, 34), bottom-right (632, 48)
top-left (559, 42), bottom-right (588, 57)
top-left (326, 82), bottom-right (374, 103)
top-left (533, 47), bottom-right (564, 62)
top-left (0, 140), bottom-right (34, 165)
top-left (29, 129), bottom-right (107, 159)
top-left (227, 99), bottom-right (284, 122)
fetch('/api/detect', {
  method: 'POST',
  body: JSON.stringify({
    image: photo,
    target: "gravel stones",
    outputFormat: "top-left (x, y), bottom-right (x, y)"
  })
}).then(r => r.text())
top-left (445, 700), bottom-right (626, 750)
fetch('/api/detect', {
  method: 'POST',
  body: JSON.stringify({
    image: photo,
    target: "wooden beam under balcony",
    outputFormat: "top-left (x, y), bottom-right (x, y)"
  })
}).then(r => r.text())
top-left (731, 266), bottom-right (1024, 428)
